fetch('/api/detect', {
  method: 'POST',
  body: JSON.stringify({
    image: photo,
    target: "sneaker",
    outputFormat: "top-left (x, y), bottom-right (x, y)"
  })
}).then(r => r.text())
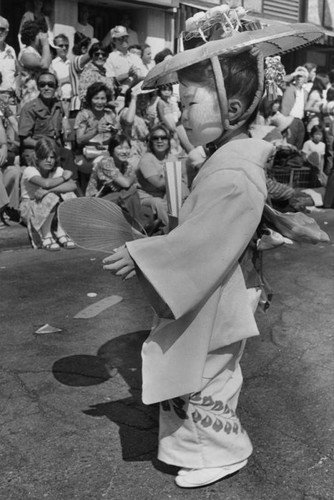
top-left (175, 459), bottom-right (248, 488)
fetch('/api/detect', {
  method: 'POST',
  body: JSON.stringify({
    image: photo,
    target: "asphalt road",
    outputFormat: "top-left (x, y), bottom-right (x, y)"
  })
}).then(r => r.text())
top-left (1, 210), bottom-right (334, 500)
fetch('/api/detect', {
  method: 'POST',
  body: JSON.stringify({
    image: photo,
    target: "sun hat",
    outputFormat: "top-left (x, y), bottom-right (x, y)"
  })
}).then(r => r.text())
top-left (143, 6), bottom-right (324, 131)
top-left (110, 26), bottom-right (128, 39)
top-left (0, 16), bottom-right (9, 30)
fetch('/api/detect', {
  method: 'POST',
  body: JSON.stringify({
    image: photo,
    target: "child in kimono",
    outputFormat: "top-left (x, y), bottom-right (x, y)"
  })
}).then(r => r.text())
top-left (102, 7), bottom-right (323, 489)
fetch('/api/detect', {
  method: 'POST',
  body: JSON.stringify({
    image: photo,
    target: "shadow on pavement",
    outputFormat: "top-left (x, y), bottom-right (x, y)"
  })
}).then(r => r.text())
top-left (52, 354), bottom-right (111, 386)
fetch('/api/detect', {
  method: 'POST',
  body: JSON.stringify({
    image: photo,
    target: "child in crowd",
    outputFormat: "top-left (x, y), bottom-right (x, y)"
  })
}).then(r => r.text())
top-left (102, 6), bottom-right (322, 489)
top-left (302, 125), bottom-right (327, 186)
top-left (19, 137), bottom-right (77, 250)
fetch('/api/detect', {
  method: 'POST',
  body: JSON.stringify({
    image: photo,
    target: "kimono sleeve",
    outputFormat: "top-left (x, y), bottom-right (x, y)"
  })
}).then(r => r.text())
top-left (127, 168), bottom-right (265, 320)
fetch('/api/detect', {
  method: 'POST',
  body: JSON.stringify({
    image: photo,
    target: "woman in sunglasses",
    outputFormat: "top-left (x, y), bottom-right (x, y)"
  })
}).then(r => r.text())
top-left (136, 123), bottom-right (188, 233)
top-left (78, 42), bottom-right (115, 107)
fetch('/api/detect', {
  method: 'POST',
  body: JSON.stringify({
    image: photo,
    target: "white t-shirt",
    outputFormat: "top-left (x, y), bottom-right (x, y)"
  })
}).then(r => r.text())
top-left (302, 139), bottom-right (325, 170)
top-left (51, 57), bottom-right (72, 100)
top-left (105, 50), bottom-right (141, 79)
top-left (289, 88), bottom-right (305, 119)
top-left (21, 165), bottom-right (64, 200)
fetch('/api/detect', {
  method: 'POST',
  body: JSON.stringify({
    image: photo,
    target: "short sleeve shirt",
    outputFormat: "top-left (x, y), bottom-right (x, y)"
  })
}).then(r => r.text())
top-left (20, 165), bottom-right (64, 200)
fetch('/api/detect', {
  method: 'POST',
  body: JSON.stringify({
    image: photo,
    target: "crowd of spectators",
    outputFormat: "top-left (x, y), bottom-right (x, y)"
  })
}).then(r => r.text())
top-left (1, 6), bottom-right (334, 249)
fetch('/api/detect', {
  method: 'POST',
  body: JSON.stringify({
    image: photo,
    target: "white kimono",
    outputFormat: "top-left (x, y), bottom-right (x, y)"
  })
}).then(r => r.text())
top-left (126, 138), bottom-right (274, 468)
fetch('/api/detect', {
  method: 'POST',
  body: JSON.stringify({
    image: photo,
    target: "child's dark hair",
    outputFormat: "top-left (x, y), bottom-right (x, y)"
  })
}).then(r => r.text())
top-left (326, 86), bottom-right (334, 102)
top-left (310, 125), bottom-right (323, 138)
top-left (157, 84), bottom-right (173, 97)
top-left (85, 82), bottom-right (112, 108)
top-left (108, 133), bottom-right (131, 156)
top-left (178, 50), bottom-right (259, 112)
top-left (35, 137), bottom-right (58, 167)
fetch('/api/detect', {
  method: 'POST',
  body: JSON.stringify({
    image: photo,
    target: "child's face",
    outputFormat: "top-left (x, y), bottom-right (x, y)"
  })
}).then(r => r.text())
top-left (312, 132), bottom-right (323, 144)
top-left (180, 82), bottom-right (223, 147)
top-left (38, 153), bottom-right (56, 173)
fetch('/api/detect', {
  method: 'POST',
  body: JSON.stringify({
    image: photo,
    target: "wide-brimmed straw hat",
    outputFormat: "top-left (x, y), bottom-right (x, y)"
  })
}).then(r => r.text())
top-left (143, 23), bottom-right (323, 91)
top-left (143, 8), bottom-right (323, 133)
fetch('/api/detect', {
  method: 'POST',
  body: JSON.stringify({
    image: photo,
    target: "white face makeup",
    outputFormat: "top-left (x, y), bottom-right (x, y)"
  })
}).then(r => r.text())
top-left (179, 82), bottom-right (223, 146)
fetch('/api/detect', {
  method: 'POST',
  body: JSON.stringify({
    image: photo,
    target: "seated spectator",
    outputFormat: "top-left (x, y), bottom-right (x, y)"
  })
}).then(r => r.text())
top-left (19, 137), bottom-right (76, 250)
top-left (0, 16), bottom-right (17, 94)
top-left (156, 83), bottom-right (187, 156)
top-left (74, 81), bottom-right (119, 192)
top-left (119, 84), bottom-right (153, 164)
top-left (51, 34), bottom-right (71, 117)
top-left (136, 124), bottom-right (188, 233)
top-left (302, 125), bottom-right (327, 186)
top-left (86, 133), bottom-right (145, 228)
top-left (0, 91), bottom-right (21, 221)
top-left (18, 70), bottom-right (73, 175)
top-left (78, 42), bottom-right (114, 106)
top-left (17, 20), bottom-right (52, 107)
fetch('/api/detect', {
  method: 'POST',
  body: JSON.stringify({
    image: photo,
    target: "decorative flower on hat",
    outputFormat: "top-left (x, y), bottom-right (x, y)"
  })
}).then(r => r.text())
top-left (183, 5), bottom-right (248, 45)
top-left (265, 56), bottom-right (286, 101)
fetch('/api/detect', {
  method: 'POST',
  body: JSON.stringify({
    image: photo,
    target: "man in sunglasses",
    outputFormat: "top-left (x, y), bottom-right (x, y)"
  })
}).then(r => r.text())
top-left (51, 34), bottom-right (72, 117)
top-left (19, 71), bottom-right (74, 174)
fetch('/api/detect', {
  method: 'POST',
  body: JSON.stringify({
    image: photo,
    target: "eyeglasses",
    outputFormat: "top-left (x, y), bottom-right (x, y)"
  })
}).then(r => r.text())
top-left (152, 136), bottom-right (168, 141)
top-left (93, 51), bottom-right (107, 58)
top-left (38, 81), bottom-right (56, 89)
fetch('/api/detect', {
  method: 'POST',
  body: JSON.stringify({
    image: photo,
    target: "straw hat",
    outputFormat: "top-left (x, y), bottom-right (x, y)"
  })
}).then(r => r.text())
top-left (142, 7), bottom-right (323, 132)
top-left (143, 22), bottom-right (323, 90)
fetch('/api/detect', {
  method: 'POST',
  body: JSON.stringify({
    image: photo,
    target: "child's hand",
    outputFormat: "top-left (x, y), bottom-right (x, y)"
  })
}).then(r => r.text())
top-left (34, 187), bottom-right (49, 200)
top-left (103, 246), bottom-right (136, 280)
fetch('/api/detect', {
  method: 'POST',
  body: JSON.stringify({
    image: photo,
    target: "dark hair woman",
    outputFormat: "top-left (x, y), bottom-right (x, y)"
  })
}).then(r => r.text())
top-left (86, 133), bottom-right (146, 229)
top-left (78, 42), bottom-right (114, 105)
top-left (74, 81), bottom-right (119, 192)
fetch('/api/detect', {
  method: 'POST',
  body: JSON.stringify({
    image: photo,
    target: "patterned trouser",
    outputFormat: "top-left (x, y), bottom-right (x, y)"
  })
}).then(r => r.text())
top-left (158, 339), bottom-right (253, 469)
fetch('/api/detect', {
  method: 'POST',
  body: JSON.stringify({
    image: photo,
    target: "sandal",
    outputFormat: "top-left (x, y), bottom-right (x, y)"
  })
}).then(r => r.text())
top-left (57, 235), bottom-right (76, 249)
top-left (42, 236), bottom-right (60, 252)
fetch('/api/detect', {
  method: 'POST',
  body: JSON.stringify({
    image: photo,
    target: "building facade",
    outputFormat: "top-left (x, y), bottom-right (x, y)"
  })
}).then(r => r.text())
top-left (0, 0), bottom-right (333, 70)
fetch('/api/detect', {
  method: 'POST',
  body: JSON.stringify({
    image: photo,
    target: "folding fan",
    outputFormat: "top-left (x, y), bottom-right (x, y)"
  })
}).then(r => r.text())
top-left (58, 198), bottom-right (145, 253)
